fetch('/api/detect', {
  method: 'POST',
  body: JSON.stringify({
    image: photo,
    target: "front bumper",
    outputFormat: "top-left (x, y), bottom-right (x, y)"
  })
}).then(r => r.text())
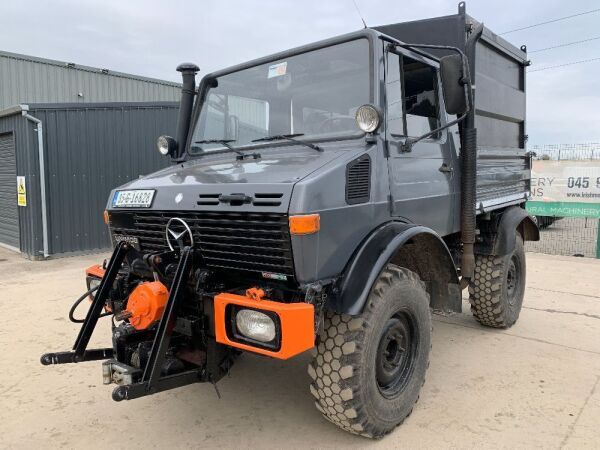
top-left (214, 291), bottom-right (314, 359)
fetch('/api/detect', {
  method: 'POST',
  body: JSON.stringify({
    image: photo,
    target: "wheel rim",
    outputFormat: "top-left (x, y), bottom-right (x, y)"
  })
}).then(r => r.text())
top-left (506, 255), bottom-right (521, 306)
top-left (375, 311), bottom-right (418, 398)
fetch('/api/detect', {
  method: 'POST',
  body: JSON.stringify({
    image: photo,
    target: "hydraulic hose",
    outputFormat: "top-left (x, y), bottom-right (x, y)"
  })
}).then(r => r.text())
top-left (68, 286), bottom-right (111, 323)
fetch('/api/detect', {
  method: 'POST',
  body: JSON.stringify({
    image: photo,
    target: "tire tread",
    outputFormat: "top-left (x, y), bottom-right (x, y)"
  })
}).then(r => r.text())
top-left (468, 235), bottom-right (525, 328)
top-left (308, 265), bottom-right (429, 438)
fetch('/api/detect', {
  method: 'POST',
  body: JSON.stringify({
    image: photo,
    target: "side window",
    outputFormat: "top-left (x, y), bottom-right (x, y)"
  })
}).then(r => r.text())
top-left (386, 52), bottom-right (404, 136)
top-left (402, 56), bottom-right (440, 137)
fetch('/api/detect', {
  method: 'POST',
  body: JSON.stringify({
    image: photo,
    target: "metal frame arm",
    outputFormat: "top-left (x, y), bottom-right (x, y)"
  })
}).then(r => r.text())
top-left (73, 241), bottom-right (130, 359)
top-left (42, 244), bottom-right (204, 401)
top-left (112, 246), bottom-right (198, 400)
top-left (142, 246), bottom-right (193, 385)
top-left (41, 348), bottom-right (113, 365)
top-left (41, 241), bottom-right (131, 365)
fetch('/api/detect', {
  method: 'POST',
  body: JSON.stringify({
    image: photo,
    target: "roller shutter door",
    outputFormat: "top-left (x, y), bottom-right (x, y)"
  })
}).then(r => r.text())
top-left (0, 133), bottom-right (19, 249)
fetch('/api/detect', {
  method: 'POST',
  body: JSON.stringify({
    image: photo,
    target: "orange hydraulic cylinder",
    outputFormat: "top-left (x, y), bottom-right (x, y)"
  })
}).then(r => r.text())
top-left (125, 281), bottom-right (169, 330)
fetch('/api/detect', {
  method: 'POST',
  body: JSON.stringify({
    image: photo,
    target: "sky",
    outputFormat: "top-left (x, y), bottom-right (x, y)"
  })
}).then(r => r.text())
top-left (2, 0), bottom-right (600, 146)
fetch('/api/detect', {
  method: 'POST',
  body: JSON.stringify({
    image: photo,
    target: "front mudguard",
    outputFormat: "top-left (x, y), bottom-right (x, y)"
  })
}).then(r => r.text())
top-left (327, 222), bottom-right (460, 316)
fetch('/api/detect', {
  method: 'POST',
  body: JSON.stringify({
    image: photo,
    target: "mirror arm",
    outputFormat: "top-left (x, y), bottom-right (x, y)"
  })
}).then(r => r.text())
top-left (397, 110), bottom-right (469, 152)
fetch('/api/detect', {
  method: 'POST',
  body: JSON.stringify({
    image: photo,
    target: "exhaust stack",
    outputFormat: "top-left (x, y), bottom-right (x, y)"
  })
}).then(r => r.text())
top-left (175, 63), bottom-right (200, 158)
top-left (460, 24), bottom-right (483, 282)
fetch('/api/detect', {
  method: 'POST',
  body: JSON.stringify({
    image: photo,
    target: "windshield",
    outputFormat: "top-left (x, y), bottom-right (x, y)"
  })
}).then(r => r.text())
top-left (190, 38), bottom-right (371, 154)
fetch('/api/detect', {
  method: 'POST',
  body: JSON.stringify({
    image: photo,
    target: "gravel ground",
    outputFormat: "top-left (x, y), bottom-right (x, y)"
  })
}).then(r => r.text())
top-left (0, 248), bottom-right (599, 449)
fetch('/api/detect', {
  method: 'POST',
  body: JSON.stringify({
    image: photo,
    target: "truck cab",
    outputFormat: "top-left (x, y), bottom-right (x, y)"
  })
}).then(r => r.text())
top-left (42, 3), bottom-right (538, 439)
top-left (111, 29), bottom-right (461, 285)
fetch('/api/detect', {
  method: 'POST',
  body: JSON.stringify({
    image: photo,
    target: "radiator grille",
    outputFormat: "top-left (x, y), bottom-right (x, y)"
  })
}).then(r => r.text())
top-left (196, 192), bottom-right (284, 207)
top-left (110, 211), bottom-right (294, 277)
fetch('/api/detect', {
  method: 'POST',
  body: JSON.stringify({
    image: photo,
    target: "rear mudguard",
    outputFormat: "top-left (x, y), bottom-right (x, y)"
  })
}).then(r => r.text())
top-left (476, 206), bottom-right (540, 256)
top-left (328, 222), bottom-right (461, 316)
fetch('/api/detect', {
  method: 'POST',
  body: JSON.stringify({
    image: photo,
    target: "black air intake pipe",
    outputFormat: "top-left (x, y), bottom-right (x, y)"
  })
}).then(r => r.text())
top-left (460, 24), bottom-right (483, 281)
top-left (175, 63), bottom-right (200, 157)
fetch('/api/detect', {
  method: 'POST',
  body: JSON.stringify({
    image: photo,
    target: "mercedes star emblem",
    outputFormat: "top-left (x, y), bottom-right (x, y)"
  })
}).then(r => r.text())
top-left (165, 217), bottom-right (194, 251)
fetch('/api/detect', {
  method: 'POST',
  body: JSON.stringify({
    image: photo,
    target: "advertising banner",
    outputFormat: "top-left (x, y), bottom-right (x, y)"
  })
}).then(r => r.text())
top-left (527, 160), bottom-right (600, 218)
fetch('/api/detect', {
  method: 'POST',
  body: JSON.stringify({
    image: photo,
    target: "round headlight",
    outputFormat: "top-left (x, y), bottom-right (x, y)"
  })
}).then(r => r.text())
top-left (157, 135), bottom-right (177, 156)
top-left (355, 104), bottom-right (380, 133)
top-left (235, 309), bottom-right (276, 343)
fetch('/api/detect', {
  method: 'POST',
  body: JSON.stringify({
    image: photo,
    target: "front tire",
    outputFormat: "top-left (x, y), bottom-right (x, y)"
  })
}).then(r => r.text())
top-left (308, 265), bottom-right (431, 438)
top-left (469, 233), bottom-right (526, 328)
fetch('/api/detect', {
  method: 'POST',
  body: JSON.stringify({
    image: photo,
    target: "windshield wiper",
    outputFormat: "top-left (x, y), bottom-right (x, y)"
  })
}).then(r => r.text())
top-left (251, 133), bottom-right (322, 152)
top-left (193, 139), bottom-right (260, 160)
top-left (194, 139), bottom-right (237, 151)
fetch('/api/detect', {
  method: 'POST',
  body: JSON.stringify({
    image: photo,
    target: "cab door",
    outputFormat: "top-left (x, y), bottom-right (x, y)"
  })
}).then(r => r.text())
top-left (385, 49), bottom-right (456, 235)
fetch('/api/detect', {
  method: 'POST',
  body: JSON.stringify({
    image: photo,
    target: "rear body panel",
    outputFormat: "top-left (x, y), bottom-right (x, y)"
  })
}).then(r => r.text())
top-left (375, 4), bottom-right (530, 213)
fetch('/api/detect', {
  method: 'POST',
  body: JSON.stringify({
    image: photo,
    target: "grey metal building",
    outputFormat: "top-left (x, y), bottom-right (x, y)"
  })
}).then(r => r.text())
top-left (0, 50), bottom-right (182, 258)
top-left (0, 102), bottom-right (178, 258)
top-left (0, 50), bottom-right (181, 110)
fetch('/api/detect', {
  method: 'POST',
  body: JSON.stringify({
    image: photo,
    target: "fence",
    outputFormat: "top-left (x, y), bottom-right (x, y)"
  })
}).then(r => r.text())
top-left (529, 143), bottom-right (600, 161)
top-left (525, 143), bottom-right (600, 258)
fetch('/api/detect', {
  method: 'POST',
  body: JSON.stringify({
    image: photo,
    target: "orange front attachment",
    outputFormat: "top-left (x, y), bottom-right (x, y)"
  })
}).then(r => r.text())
top-left (214, 291), bottom-right (315, 360)
top-left (85, 264), bottom-right (105, 279)
top-left (85, 264), bottom-right (109, 309)
top-left (126, 281), bottom-right (169, 330)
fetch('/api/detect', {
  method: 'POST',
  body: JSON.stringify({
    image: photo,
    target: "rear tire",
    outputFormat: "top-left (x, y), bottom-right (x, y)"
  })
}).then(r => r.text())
top-left (308, 265), bottom-right (431, 438)
top-left (469, 233), bottom-right (526, 328)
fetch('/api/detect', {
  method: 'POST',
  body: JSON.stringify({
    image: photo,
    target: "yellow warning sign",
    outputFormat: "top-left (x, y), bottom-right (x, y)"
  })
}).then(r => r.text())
top-left (17, 176), bottom-right (26, 207)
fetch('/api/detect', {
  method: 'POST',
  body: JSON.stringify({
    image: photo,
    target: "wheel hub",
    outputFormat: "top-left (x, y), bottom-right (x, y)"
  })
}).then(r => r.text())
top-left (375, 313), bottom-right (417, 398)
top-left (507, 257), bottom-right (518, 305)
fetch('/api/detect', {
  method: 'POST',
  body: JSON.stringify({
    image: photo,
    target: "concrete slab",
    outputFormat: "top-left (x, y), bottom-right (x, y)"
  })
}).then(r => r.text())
top-left (0, 248), bottom-right (598, 448)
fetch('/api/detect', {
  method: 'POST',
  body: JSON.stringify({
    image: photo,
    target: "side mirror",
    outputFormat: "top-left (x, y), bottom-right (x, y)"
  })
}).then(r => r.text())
top-left (439, 54), bottom-right (467, 115)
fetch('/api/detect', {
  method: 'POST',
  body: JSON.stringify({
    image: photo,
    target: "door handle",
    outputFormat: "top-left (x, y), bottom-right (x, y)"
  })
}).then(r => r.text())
top-left (439, 163), bottom-right (453, 174)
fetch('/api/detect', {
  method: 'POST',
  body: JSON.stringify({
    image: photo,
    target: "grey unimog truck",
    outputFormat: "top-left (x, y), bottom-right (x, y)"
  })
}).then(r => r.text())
top-left (42, 3), bottom-right (539, 438)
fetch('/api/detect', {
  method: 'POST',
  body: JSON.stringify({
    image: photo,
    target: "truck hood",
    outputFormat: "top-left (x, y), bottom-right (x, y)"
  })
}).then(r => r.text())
top-left (107, 141), bottom-right (362, 213)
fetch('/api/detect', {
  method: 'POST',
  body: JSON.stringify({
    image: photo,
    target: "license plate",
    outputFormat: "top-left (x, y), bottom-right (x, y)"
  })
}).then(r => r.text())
top-left (112, 190), bottom-right (155, 208)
